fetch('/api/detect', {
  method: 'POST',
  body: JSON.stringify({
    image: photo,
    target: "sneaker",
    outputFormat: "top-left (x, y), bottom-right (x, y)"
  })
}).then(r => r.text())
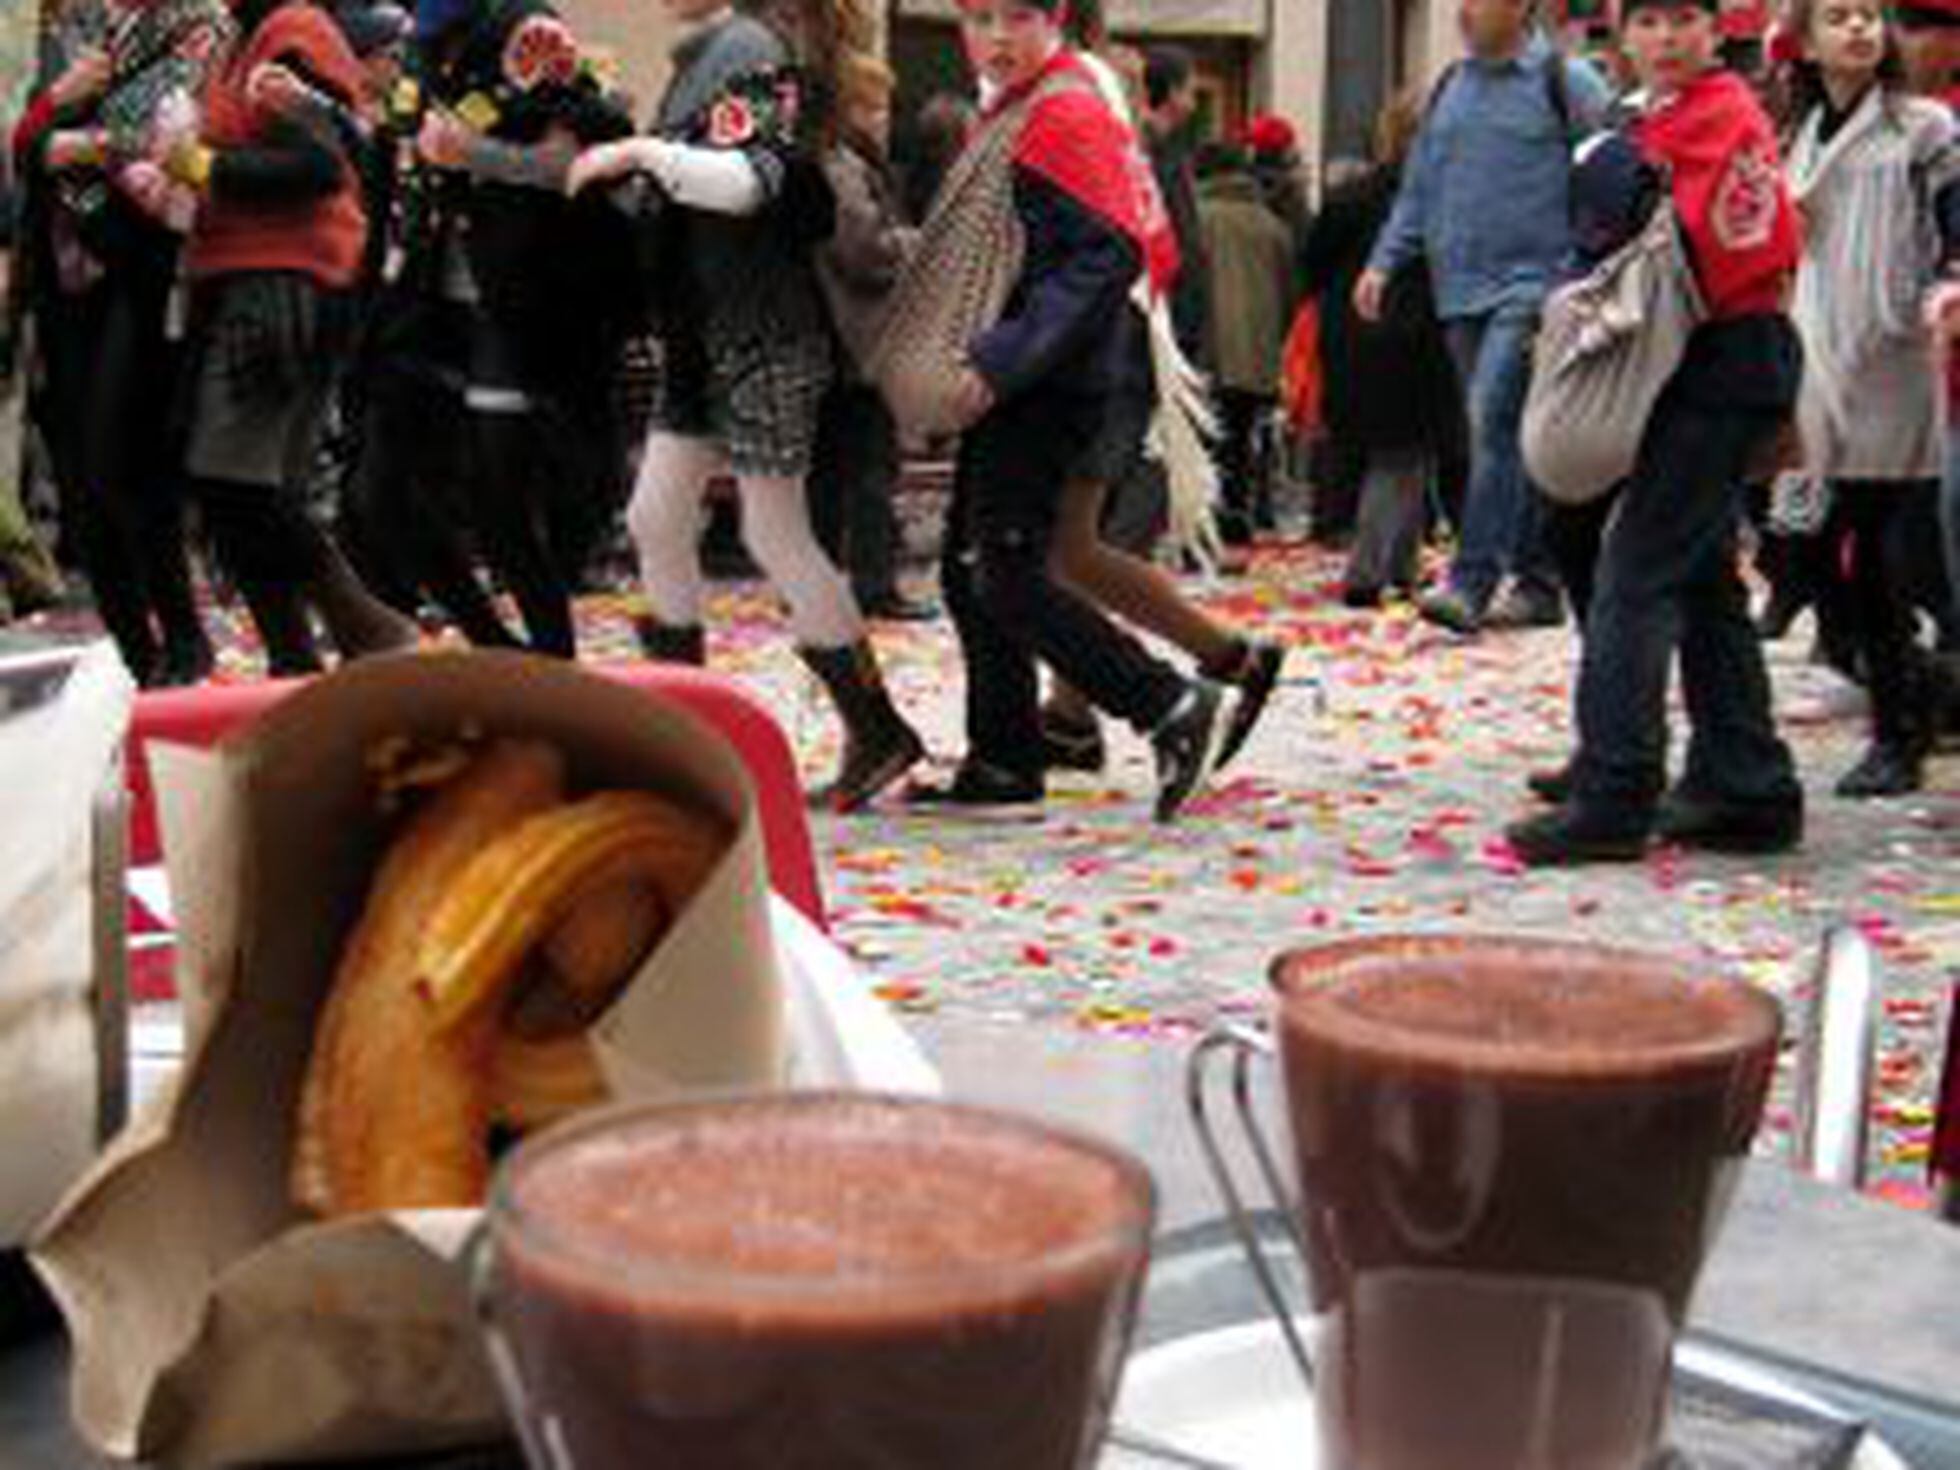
top-left (1040, 714), bottom-right (1106, 773)
top-left (1505, 805), bottom-right (1651, 868)
top-left (1417, 585), bottom-right (1485, 636)
top-left (1151, 680), bottom-right (1226, 823)
top-left (1484, 580), bottom-right (1565, 631)
top-left (904, 760), bottom-right (1045, 814)
top-left (1835, 742), bottom-right (1925, 800)
top-left (1655, 789), bottom-right (1804, 853)
top-left (1215, 642), bottom-right (1285, 772)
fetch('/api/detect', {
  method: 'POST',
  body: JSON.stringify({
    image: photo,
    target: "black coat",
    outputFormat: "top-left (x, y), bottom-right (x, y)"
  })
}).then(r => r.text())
top-left (1300, 165), bottom-right (1460, 455)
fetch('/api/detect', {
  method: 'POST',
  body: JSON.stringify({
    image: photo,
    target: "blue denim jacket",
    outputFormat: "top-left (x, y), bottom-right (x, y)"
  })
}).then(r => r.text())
top-left (1368, 38), bottom-right (1611, 320)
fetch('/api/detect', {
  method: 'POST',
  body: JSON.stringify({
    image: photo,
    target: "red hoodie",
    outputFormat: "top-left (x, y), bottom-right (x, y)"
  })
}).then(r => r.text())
top-left (1636, 69), bottom-right (1799, 319)
top-left (186, 3), bottom-right (366, 287)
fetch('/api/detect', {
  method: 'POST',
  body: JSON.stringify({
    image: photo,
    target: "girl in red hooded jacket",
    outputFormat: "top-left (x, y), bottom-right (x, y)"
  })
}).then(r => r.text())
top-left (1508, 0), bottom-right (1808, 866)
top-left (156, 0), bottom-right (417, 674)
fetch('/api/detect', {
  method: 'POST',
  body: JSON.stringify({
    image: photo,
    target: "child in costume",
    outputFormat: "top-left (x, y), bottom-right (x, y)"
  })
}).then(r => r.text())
top-left (408, 0), bottom-right (639, 657)
top-left (14, 0), bottom-right (228, 684)
top-left (160, 0), bottom-right (419, 674)
top-left (1786, 0), bottom-right (1960, 796)
top-left (569, 0), bottom-right (925, 814)
top-left (1036, 0), bottom-right (1284, 781)
top-left (1508, 0), bottom-right (1807, 865)
top-left (893, 0), bottom-right (1227, 820)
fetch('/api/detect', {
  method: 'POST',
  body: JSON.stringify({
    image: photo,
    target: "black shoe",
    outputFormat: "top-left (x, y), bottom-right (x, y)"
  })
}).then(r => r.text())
top-left (1656, 788), bottom-right (1804, 854)
top-left (862, 590), bottom-right (939, 623)
top-left (1835, 742), bottom-right (1925, 799)
top-left (1215, 642), bottom-right (1285, 772)
top-left (636, 618), bottom-right (706, 665)
top-left (1341, 583), bottom-right (1383, 610)
top-left (1040, 714), bottom-right (1106, 773)
top-left (905, 760), bottom-right (1045, 813)
top-left (1152, 680), bottom-right (1226, 823)
top-left (1484, 580), bottom-right (1565, 631)
top-left (1417, 586), bottom-right (1485, 636)
top-left (1505, 806), bottom-right (1651, 868)
top-left (1526, 761), bottom-right (1575, 805)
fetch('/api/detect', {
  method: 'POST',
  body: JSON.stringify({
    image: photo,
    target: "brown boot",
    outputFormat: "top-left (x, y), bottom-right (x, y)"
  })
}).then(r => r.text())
top-left (798, 642), bottom-right (926, 813)
top-left (635, 617), bottom-right (707, 665)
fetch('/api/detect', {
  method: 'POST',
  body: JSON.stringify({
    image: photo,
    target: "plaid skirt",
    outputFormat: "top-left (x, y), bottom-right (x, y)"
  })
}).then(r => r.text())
top-left (184, 273), bottom-right (350, 491)
top-left (649, 322), bottom-right (832, 479)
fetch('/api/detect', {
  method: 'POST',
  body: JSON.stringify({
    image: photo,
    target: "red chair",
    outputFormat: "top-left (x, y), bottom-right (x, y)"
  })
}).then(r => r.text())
top-left (124, 664), bottom-right (826, 934)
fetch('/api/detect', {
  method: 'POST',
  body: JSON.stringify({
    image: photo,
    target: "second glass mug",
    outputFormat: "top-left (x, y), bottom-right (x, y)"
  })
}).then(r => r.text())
top-left (1188, 934), bottom-right (1782, 1470)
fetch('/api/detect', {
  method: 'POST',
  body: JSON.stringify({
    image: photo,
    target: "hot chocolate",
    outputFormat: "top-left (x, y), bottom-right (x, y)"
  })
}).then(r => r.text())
top-left (485, 1094), bottom-right (1154, 1470)
top-left (1273, 936), bottom-right (1780, 1470)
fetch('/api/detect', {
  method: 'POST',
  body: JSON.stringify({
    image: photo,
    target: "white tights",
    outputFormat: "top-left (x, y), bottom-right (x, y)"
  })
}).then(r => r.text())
top-left (627, 432), bottom-right (863, 649)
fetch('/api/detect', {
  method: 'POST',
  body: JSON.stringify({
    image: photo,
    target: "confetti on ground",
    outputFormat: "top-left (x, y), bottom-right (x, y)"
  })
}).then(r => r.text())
top-left (88, 535), bottom-right (1957, 1206)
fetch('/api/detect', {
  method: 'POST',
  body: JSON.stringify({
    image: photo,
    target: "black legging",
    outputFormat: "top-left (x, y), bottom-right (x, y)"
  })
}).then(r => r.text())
top-left (343, 354), bottom-right (520, 647)
top-left (942, 388), bottom-right (1186, 778)
top-left (34, 213), bottom-right (204, 680)
top-left (1831, 481), bottom-right (1932, 749)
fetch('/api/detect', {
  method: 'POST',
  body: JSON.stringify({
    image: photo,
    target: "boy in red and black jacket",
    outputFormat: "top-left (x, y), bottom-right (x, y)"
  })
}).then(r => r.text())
top-left (915, 0), bottom-right (1225, 821)
top-left (1509, 0), bottom-right (1807, 865)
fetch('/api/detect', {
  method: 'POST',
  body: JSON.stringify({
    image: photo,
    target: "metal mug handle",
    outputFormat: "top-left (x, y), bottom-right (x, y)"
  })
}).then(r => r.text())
top-left (465, 1222), bottom-right (571, 1470)
top-left (1185, 1022), bottom-right (1315, 1395)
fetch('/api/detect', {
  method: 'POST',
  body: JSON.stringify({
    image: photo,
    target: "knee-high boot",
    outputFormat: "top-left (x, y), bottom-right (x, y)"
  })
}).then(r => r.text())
top-left (797, 641), bottom-right (926, 813)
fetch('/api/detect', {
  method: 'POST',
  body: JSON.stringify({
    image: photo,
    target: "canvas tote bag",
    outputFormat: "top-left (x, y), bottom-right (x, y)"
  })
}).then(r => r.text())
top-left (1522, 194), bottom-right (1705, 505)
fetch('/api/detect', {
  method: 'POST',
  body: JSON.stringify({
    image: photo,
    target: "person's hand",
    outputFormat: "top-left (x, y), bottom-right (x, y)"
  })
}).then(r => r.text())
top-left (246, 60), bottom-right (314, 115)
top-left (51, 49), bottom-right (110, 111)
top-left (416, 109), bottom-right (476, 169)
top-left (947, 365), bottom-right (995, 429)
top-left (116, 160), bottom-right (188, 226)
top-left (1353, 267), bottom-right (1388, 323)
top-left (565, 137), bottom-right (650, 196)
top-left (43, 128), bottom-right (105, 171)
top-left (1926, 279), bottom-right (1960, 343)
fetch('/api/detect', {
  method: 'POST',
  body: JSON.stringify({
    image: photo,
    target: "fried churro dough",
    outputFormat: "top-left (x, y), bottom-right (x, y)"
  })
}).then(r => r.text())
top-left (541, 877), bottom-right (667, 1002)
top-left (293, 740), bottom-right (566, 1216)
top-left (416, 792), bottom-right (728, 1035)
top-left (488, 1033), bottom-right (609, 1129)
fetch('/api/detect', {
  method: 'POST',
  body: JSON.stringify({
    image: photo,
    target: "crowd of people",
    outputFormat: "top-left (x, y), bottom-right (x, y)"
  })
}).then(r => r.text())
top-left (0, 0), bottom-right (1956, 858)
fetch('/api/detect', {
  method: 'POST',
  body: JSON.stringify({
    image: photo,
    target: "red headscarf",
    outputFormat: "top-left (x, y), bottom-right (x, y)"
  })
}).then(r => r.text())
top-left (1007, 49), bottom-right (1181, 295)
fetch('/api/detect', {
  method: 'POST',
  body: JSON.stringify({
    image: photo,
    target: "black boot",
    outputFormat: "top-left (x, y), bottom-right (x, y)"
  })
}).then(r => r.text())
top-left (232, 567), bottom-right (323, 677)
top-left (636, 618), bottom-right (706, 666)
top-left (799, 641), bottom-right (926, 813)
top-left (1836, 740), bottom-right (1925, 799)
top-left (1527, 759), bottom-right (1576, 805)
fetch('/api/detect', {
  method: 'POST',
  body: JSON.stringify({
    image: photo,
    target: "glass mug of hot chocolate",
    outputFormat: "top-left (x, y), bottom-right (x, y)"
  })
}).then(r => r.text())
top-left (1190, 934), bottom-right (1782, 1470)
top-left (472, 1091), bottom-right (1156, 1469)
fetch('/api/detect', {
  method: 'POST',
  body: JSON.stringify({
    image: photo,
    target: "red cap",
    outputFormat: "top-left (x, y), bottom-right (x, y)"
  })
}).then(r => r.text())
top-left (1243, 113), bottom-right (1297, 158)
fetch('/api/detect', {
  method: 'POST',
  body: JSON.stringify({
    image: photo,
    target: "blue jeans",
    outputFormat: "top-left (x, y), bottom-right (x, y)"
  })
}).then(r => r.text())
top-left (1444, 300), bottom-right (1551, 606)
top-left (1571, 376), bottom-right (1800, 817)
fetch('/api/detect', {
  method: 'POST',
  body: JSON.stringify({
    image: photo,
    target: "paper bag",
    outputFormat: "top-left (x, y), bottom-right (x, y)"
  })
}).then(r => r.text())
top-left (0, 641), bottom-right (131, 1247)
top-left (34, 651), bottom-right (787, 1464)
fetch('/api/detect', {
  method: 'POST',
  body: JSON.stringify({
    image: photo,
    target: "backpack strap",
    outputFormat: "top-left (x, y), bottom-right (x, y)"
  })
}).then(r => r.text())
top-left (1543, 47), bottom-right (1576, 142)
top-left (1424, 48), bottom-right (1577, 140)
